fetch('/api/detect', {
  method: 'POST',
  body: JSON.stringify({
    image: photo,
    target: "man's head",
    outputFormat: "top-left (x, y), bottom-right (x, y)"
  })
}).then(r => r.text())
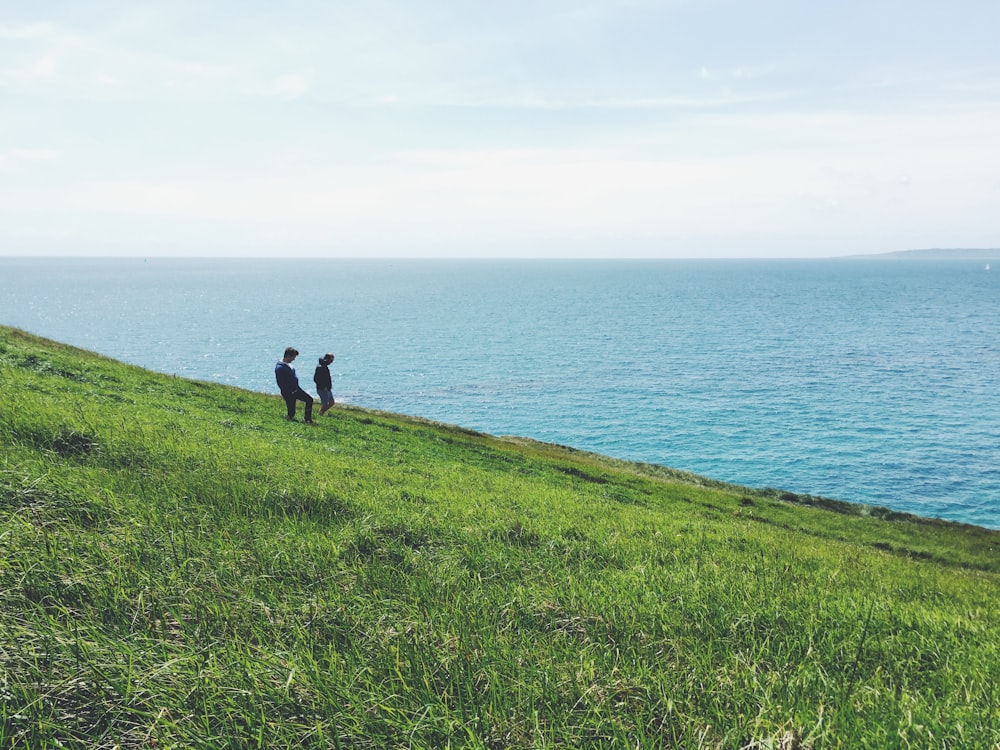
top-left (283, 347), bottom-right (299, 362)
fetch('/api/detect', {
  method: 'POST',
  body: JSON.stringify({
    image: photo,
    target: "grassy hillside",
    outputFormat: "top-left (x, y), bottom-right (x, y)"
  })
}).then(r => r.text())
top-left (1, 325), bottom-right (997, 749)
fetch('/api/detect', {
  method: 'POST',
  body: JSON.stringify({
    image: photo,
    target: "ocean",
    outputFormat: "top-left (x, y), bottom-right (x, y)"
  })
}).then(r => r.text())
top-left (2, 256), bottom-right (998, 530)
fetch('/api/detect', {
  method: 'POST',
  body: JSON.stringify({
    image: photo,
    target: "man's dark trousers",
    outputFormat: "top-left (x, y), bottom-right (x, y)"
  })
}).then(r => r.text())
top-left (283, 388), bottom-right (314, 421)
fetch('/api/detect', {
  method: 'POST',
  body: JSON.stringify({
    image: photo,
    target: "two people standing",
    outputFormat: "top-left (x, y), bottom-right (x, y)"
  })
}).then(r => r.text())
top-left (275, 347), bottom-right (337, 423)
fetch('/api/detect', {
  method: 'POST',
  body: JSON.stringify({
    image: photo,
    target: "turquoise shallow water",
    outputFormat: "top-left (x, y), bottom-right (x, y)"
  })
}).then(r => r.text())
top-left (2, 256), bottom-right (999, 529)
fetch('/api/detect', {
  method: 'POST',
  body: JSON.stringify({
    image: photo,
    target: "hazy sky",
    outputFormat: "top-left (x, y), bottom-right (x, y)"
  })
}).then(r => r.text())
top-left (2, 1), bottom-right (999, 258)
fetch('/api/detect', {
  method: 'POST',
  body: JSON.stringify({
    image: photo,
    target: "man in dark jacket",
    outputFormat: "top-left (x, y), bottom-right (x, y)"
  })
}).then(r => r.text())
top-left (274, 347), bottom-right (315, 423)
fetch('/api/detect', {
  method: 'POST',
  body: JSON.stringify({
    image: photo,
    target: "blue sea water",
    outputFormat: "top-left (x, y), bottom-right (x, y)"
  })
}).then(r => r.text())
top-left (2, 256), bottom-right (999, 530)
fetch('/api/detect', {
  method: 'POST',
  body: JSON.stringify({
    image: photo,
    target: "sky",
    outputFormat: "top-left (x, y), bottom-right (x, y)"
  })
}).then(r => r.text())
top-left (2, 1), bottom-right (999, 259)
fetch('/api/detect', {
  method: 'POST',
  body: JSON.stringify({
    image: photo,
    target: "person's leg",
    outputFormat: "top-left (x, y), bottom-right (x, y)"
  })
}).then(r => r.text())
top-left (298, 389), bottom-right (315, 422)
top-left (283, 394), bottom-right (297, 419)
top-left (318, 389), bottom-right (334, 415)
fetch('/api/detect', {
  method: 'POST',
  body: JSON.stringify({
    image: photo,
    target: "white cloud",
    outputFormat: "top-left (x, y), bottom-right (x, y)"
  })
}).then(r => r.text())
top-left (10, 148), bottom-right (58, 161)
top-left (2, 1), bottom-right (999, 256)
top-left (265, 72), bottom-right (310, 100)
top-left (581, 91), bottom-right (793, 110)
top-left (0, 148), bottom-right (59, 170)
top-left (46, 108), bottom-right (998, 256)
top-left (29, 55), bottom-right (57, 77)
top-left (0, 22), bottom-right (58, 40)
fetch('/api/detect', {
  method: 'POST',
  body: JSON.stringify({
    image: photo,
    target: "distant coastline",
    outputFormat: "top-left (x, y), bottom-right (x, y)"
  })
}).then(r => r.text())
top-left (855, 247), bottom-right (1000, 260)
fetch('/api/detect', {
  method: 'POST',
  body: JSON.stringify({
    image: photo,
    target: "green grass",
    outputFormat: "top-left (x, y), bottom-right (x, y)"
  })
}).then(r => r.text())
top-left (0, 325), bottom-right (997, 749)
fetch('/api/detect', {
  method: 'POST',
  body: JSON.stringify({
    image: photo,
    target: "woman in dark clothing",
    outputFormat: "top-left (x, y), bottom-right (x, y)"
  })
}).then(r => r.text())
top-left (314, 353), bottom-right (336, 416)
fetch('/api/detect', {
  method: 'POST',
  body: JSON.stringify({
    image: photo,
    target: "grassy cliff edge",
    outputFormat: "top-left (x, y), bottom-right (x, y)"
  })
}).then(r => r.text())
top-left (1, 326), bottom-right (997, 748)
